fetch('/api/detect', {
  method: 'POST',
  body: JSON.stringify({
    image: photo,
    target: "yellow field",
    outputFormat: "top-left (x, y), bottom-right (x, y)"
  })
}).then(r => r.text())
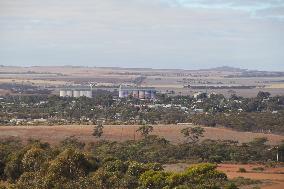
top-left (0, 125), bottom-right (283, 145)
top-left (266, 84), bottom-right (284, 89)
top-left (0, 78), bottom-right (69, 85)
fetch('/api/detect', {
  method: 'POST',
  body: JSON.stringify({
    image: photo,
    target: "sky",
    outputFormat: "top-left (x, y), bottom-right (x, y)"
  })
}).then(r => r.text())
top-left (0, 0), bottom-right (284, 71)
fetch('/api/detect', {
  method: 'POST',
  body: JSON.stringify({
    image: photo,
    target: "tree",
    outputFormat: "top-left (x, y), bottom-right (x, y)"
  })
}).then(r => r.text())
top-left (4, 151), bottom-right (24, 182)
top-left (93, 122), bottom-right (104, 138)
top-left (136, 125), bottom-right (154, 138)
top-left (257, 91), bottom-right (271, 99)
top-left (139, 170), bottom-right (170, 189)
top-left (44, 149), bottom-right (91, 188)
top-left (278, 140), bottom-right (284, 162)
top-left (181, 126), bottom-right (205, 144)
top-left (21, 147), bottom-right (48, 172)
top-left (167, 163), bottom-right (227, 188)
top-left (60, 136), bottom-right (85, 150)
top-left (138, 163), bottom-right (227, 189)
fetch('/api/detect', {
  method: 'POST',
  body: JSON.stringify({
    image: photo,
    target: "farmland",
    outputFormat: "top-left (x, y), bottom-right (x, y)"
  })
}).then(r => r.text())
top-left (1, 66), bottom-right (284, 97)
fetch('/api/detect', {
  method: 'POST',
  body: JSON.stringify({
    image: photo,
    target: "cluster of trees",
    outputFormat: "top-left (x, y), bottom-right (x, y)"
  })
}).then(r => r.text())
top-left (189, 112), bottom-right (284, 133)
top-left (90, 132), bottom-right (280, 164)
top-left (0, 136), bottom-right (244, 189)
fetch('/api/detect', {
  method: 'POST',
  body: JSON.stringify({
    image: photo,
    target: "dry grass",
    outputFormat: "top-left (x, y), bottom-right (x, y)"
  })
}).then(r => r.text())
top-left (0, 125), bottom-right (283, 145)
top-left (266, 84), bottom-right (284, 89)
top-left (0, 78), bottom-right (69, 85)
top-left (0, 89), bottom-right (10, 95)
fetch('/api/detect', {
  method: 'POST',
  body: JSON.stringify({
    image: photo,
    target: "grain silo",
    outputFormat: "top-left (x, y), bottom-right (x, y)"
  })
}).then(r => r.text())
top-left (60, 90), bottom-right (67, 97)
top-left (151, 90), bottom-right (156, 99)
top-left (66, 90), bottom-right (73, 97)
top-left (80, 91), bottom-right (86, 97)
top-left (123, 90), bottom-right (129, 98)
top-left (139, 90), bottom-right (145, 99)
top-left (86, 91), bottom-right (92, 98)
top-left (119, 90), bottom-right (124, 98)
top-left (73, 90), bottom-right (80, 98)
top-left (132, 90), bottom-right (139, 98)
top-left (145, 90), bottom-right (151, 99)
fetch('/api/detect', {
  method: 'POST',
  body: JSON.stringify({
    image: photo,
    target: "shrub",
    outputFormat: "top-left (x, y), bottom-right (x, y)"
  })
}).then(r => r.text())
top-left (252, 167), bottom-right (264, 172)
top-left (231, 177), bottom-right (261, 186)
top-left (238, 168), bottom-right (247, 173)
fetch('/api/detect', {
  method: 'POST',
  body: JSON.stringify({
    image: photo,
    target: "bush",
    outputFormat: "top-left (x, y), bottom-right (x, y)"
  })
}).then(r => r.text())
top-left (252, 167), bottom-right (264, 172)
top-left (231, 177), bottom-right (261, 186)
top-left (238, 168), bottom-right (247, 173)
top-left (225, 182), bottom-right (239, 189)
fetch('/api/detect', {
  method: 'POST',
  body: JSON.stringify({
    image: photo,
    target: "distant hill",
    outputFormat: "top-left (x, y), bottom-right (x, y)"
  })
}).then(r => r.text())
top-left (207, 66), bottom-right (247, 72)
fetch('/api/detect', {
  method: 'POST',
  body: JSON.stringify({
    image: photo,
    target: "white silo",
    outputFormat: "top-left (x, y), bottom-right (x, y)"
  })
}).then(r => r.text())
top-left (145, 90), bottom-right (151, 99)
top-left (119, 89), bottom-right (124, 98)
top-left (73, 90), bottom-right (80, 98)
top-left (66, 90), bottom-right (73, 97)
top-left (123, 90), bottom-right (129, 98)
top-left (86, 91), bottom-right (92, 98)
top-left (139, 90), bottom-right (145, 99)
top-left (151, 90), bottom-right (156, 99)
top-left (132, 90), bottom-right (139, 98)
top-left (60, 90), bottom-right (67, 97)
top-left (80, 91), bottom-right (86, 97)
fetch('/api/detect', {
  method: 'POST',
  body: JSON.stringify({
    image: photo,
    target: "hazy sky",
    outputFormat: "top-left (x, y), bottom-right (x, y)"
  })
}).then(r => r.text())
top-left (0, 0), bottom-right (284, 71)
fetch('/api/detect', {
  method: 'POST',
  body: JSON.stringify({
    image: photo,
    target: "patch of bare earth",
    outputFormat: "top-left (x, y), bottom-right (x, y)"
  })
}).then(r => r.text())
top-left (218, 164), bottom-right (284, 189)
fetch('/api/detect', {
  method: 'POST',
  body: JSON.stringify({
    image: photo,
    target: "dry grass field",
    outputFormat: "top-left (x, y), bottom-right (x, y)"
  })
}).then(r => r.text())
top-left (0, 125), bottom-right (283, 145)
top-left (0, 89), bottom-right (10, 96)
top-left (266, 84), bottom-right (284, 89)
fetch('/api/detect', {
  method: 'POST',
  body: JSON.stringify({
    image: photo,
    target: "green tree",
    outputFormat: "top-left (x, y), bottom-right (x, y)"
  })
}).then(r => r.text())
top-left (167, 163), bottom-right (227, 189)
top-left (60, 136), bottom-right (85, 150)
top-left (44, 149), bottom-right (91, 187)
top-left (257, 91), bottom-right (271, 99)
top-left (21, 147), bottom-right (48, 172)
top-left (93, 122), bottom-right (104, 138)
top-left (4, 151), bottom-right (24, 182)
top-left (136, 125), bottom-right (154, 138)
top-left (181, 126), bottom-right (205, 144)
top-left (139, 170), bottom-right (170, 189)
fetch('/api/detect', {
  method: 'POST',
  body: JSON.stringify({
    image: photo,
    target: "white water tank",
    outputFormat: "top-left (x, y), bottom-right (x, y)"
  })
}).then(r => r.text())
top-left (60, 90), bottom-right (67, 97)
top-left (119, 90), bottom-right (124, 98)
top-left (80, 91), bottom-right (86, 97)
top-left (132, 90), bottom-right (139, 98)
top-left (86, 91), bottom-right (92, 98)
top-left (151, 90), bottom-right (156, 99)
top-left (73, 90), bottom-right (80, 98)
top-left (139, 90), bottom-right (145, 99)
top-left (66, 91), bottom-right (73, 97)
top-left (145, 90), bottom-right (151, 99)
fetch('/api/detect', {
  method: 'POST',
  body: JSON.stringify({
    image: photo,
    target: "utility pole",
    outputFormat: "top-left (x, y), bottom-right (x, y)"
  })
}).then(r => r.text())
top-left (89, 82), bottom-right (97, 90)
top-left (89, 82), bottom-right (96, 98)
top-left (276, 146), bottom-right (279, 162)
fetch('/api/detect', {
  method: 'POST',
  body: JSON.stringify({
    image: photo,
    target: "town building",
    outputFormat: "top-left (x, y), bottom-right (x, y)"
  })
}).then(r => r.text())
top-left (118, 85), bottom-right (156, 99)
